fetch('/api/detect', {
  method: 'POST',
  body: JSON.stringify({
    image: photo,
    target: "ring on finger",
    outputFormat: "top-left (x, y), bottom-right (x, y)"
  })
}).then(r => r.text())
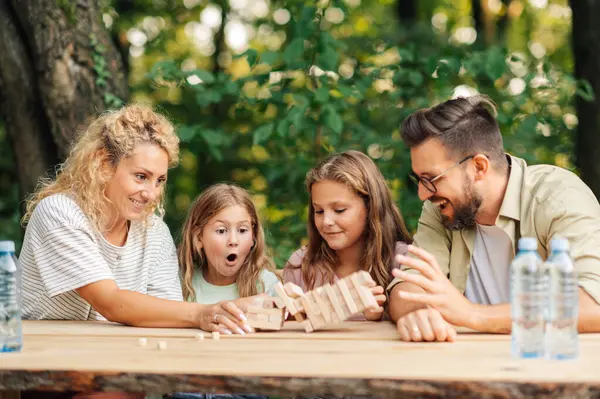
top-left (213, 314), bottom-right (220, 324)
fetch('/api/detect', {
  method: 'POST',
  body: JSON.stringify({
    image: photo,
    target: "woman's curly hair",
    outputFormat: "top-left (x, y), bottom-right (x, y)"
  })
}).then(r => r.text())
top-left (22, 104), bottom-right (180, 231)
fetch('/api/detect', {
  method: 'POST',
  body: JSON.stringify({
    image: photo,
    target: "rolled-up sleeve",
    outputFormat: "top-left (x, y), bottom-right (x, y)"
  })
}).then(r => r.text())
top-left (537, 187), bottom-right (600, 304)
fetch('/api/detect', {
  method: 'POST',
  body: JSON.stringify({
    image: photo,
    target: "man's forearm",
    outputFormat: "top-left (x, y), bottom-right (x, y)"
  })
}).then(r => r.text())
top-left (388, 282), bottom-right (427, 322)
top-left (578, 288), bottom-right (600, 332)
top-left (470, 288), bottom-right (600, 333)
top-left (469, 303), bottom-right (511, 333)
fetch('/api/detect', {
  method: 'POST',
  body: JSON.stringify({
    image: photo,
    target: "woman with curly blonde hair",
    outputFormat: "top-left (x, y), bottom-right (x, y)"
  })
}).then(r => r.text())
top-left (19, 104), bottom-right (251, 338)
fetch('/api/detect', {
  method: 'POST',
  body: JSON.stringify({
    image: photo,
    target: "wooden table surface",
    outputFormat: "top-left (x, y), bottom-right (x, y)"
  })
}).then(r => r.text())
top-left (1, 320), bottom-right (599, 398)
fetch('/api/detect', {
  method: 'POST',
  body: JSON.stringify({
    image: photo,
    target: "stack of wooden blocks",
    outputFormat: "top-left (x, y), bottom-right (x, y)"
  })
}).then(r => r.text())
top-left (247, 270), bottom-right (378, 333)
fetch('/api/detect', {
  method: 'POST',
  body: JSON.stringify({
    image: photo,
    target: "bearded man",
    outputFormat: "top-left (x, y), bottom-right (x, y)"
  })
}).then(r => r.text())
top-left (388, 95), bottom-right (600, 342)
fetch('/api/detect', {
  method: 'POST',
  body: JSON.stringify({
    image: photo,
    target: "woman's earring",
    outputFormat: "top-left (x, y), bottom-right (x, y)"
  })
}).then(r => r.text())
top-left (252, 239), bottom-right (257, 249)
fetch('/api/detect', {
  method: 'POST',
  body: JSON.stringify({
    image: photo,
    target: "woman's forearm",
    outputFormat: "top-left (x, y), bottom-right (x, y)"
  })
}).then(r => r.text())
top-left (77, 280), bottom-right (203, 328)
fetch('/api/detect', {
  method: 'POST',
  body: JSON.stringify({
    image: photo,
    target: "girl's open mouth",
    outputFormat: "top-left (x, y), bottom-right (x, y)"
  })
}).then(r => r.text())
top-left (226, 253), bottom-right (238, 263)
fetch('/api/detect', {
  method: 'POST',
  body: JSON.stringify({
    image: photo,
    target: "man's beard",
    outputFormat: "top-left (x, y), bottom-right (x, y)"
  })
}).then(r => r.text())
top-left (441, 182), bottom-right (482, 231)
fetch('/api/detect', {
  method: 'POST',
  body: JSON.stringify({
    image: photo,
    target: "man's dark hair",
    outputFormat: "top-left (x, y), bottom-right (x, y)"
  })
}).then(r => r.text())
top-left (401, 95), bottom-right (507, 167)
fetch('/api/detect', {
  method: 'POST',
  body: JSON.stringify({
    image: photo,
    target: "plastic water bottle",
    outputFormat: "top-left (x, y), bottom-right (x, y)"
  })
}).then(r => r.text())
top-left (510, 237), bottom-right (547, 358)
top-left (0, 241), bottom-right (22, 352)
top-left (545, 238), bottom-right (578, 360)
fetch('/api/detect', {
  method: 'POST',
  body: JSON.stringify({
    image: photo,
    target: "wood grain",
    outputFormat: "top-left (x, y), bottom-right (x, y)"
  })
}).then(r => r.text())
top-left (1, 320), bottom-right (599, 398)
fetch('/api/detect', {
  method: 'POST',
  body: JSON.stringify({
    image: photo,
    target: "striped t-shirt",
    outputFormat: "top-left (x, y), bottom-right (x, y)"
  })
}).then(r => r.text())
top-left (19, 193), bottom-right (183, 321)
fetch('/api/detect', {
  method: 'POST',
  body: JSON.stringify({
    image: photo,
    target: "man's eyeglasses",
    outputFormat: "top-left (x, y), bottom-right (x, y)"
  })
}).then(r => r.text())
top-left (409, 155), bottom-right (475, 194)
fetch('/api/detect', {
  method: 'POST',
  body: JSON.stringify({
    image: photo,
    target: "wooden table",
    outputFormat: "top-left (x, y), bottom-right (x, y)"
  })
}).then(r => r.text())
top-left (1, 320), bottom-right (599, 398)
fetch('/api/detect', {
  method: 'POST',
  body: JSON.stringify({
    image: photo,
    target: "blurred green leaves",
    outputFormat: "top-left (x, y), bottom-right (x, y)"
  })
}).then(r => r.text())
top-left (0, 0), bottom-right (575, 266)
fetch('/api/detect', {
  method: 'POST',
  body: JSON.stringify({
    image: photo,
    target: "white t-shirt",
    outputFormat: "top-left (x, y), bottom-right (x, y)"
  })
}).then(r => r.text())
top-left (464, 224), bottom-right (513, 305)
top-left (19, 193), bottom-right (183, 320)
top-left (192, 269), bottom-right (280, 304)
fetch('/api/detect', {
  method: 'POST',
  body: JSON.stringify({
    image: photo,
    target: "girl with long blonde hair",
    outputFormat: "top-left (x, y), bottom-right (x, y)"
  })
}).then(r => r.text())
top-left (284, 150), bottom-right (413, 320)
top-left (19, 104), bottom-right (251, 339)
top-left (178, 184), bottom-right (280, 308)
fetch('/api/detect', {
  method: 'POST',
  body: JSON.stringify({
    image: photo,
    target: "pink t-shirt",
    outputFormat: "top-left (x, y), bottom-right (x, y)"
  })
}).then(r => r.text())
top-left (282, 241), bottom-right (408, 321)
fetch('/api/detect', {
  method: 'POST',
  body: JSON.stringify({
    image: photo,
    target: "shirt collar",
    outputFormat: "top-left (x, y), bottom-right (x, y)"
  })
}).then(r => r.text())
top-left (497, 154), bottom-right (524, 222)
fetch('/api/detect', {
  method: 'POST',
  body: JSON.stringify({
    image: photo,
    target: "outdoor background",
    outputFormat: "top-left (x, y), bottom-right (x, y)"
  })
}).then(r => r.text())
top-left (0, 0), bottom-right (598, 268)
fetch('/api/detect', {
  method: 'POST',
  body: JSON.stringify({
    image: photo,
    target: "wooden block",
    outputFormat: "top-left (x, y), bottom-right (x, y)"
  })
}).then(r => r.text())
top-left (283, 282), bottom-right (305, 298)
top-left (268, 312), bottom-right (285, 329)
top-left (290, 297), bottom-right (306, 321)
top-left (324, 284), bottom-right (347, 321)
top-left (300, 295), bottom-right (325, 329)
top-left (300, 295), bottom-right (319, 318)
top-left (318, 287), bottom-right (341, 324)
top-left (302, 320), bottom-right (314, 333)
top-left (248, 320), bottom-right (271, 329)
top-left (312, 288), bottom-right (332, 323)
top-left (293, 312), bottom-right (306, 322)
top-left (360, 286), bottom-right (377, 309)
top-left (272, 297), bottom-right (285, 309)
top-left (293, 298), bottom-right (304, 313)
top-left (337, 278), bottom-right (358, 314)
top-left (247, 306), bottom-right (285, 316)
top-left (274, 283), bottom-right (299, 314)
top-left (248, 306), bottom-right (285, 331)
top-left (354, 270), bottom-right (374, 285)
top-left (248, 313), bottom-right (270, 323)
top-left (350, 273), bottom-right (377, 309)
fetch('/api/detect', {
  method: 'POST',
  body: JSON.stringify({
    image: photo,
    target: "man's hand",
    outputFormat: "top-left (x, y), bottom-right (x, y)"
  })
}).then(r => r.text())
top-left (396, 307), bottom-right (457, 342)
top-left (364, 285), bottom-right (386, 321)
top-left (393, 245), bottom-right (476, 328)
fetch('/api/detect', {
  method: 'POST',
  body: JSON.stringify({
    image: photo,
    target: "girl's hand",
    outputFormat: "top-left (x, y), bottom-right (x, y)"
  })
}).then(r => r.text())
top-left (363, 285), bottom-right (386, 321)
top-left (198, 300), bottom-right (253, 335)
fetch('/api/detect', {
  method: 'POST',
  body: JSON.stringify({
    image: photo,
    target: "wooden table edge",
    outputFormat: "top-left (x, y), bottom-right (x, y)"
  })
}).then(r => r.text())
top-left (2, 370), bottom-right (599, 398)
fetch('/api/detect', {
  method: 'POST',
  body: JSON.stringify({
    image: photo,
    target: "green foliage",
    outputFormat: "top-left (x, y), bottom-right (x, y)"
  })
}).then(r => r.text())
top-left (90, 33), bottom-right (124, 109)
top-left (130, 0), bottom-right (581, 268)
top-left (0, 0), bottom-right (585, 266)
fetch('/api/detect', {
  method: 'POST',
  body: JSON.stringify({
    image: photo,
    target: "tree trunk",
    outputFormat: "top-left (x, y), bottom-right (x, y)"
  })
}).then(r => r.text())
top-left (8, 0), bottom-right (129, 158)
top-left (496, 0), bottom-right (511, 43)
top-left (0, 0), bottom-right (58, 200)
top-left (396, 0), bottom-right (417, 25)
top-left (570, 0), bottom-right (600, 198)
top-left (472, 0), bottom-right (484, 45)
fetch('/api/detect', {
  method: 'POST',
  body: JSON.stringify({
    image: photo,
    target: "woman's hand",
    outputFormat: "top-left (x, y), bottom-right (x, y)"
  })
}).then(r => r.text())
top-left (197, 300), bottom-right (253, 335)
top-left (363, 285), bottom-right (386, 321)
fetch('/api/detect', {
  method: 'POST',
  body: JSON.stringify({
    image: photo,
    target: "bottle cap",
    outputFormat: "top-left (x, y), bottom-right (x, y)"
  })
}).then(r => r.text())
top-left (0, 241), bottom-right (15, 252)
top-left (550, 237), bottom-right (569, 252)
top-left (518, 237), bottom-right (538, 251)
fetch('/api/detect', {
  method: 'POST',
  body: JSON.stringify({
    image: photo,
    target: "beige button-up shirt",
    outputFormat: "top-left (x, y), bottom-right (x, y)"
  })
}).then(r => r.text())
top-left (389, 155), bottom-right (600, 304)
